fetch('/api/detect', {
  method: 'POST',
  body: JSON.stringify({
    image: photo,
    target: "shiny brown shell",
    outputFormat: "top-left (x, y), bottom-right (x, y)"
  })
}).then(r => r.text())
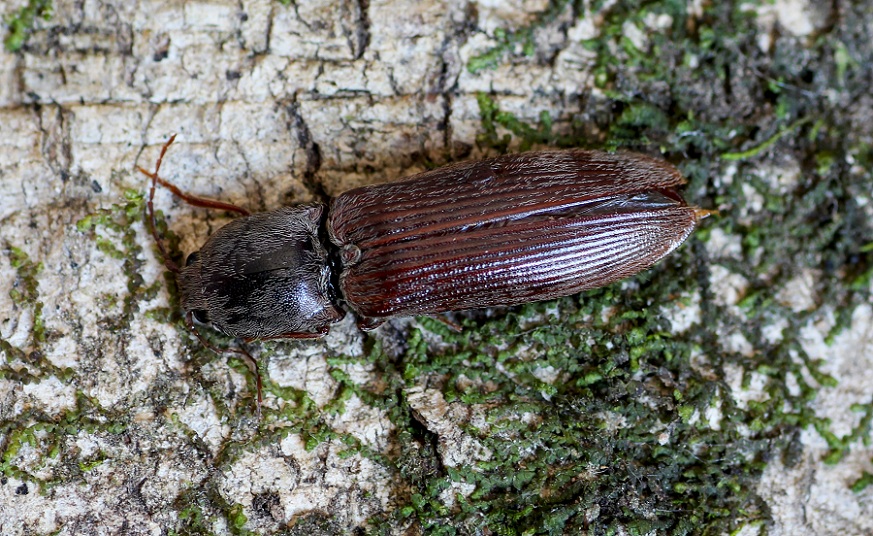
top-left (328, 150), bottom-right (704, 326)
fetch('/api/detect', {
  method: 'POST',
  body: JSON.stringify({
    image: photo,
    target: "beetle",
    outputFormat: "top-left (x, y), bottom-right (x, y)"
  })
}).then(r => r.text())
top-left (141, 136), bottom-right (708, 342)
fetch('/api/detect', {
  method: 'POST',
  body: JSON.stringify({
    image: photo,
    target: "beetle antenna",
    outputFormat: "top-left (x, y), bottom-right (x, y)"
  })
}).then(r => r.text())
top-left (185, 312), bottom-right (264, 419)
top-left (138, 134), bottom-right (182, 274)
top-left (137, 135), bottom-right (255, 273)
top-left (136, 137), bottom-right (251, 218)
top-left (140, 138), bottom-right (263, 418)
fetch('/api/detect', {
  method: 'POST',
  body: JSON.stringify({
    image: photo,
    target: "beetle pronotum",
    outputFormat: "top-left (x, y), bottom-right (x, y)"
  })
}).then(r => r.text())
top-left (139, 137), bottom-right (709, 406)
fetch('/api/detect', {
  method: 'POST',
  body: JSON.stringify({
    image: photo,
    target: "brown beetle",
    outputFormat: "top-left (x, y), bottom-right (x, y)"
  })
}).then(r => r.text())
top-left (141, 137), bottom-right (708, 341)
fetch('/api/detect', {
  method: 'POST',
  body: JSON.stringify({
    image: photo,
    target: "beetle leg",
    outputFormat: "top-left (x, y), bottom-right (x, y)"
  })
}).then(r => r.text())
top-left (431, 314), bottom-right (463, 332)
top-left (357, 317), bottom-right (385, 331)
top-left (248, 327), bottom-right (331, 341)
top-left (234, 342), bottom-right (263, 421)
top-left (185, 312), bottom-right (263, 419)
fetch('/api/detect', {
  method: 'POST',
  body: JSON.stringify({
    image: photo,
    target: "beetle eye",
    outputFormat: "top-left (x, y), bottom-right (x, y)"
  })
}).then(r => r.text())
top-left (185, 251), bottom-right (200, 267)
top-left (192, 310), bottom-right (209, 323)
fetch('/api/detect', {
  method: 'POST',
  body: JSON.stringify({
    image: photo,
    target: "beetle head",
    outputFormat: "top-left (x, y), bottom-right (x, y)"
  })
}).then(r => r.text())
top-left (177, 205), bottom-right (344, 339)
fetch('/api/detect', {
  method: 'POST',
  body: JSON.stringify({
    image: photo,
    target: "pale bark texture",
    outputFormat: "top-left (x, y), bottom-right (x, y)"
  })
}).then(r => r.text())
top-left (1, 1), bottom-right (872, 535)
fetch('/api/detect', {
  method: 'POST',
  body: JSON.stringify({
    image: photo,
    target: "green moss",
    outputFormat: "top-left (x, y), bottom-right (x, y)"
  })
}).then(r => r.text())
top-left (0, 246), bottom-right (73, 385)
top-left (172, 487), bottom-right (213, 536)
top-left (6, 246), bottom-right (45, 346)
top-left (228, 503), bottom-right (249, 531)
top-left (362, 0), bottom-right (873, 533)
top-left (171, 479), bottom-right (267, 536)
top-left (380, 287), bottom-right (778, 533)
top-left (851, 470), bottom-right (873, 493)
top-left (22, 0), bottom-right (864, 532)
top-left (76, 189), bottom-right (166, 329)
top-left (0, 392), bottom-right (127, 489)
top-left (722, 117), bottom-right (813, 161)
top-left (466, 0), bottom-right (581, 74)
top-left (2, 0), bottom-right (52, 52)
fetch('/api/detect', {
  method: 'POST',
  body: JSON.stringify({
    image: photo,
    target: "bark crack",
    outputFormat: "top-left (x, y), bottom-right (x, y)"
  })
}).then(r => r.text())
top-left (284, 98), bottom-right (326, 204)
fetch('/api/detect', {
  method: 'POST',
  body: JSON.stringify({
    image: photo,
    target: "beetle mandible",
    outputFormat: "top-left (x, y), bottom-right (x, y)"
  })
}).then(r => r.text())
top-left (141, 136), bottom-right (709, 341)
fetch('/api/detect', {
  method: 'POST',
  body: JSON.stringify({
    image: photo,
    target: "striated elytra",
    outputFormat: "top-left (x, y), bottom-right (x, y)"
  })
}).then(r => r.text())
top-left (152, 147), bottom-right (708, 340)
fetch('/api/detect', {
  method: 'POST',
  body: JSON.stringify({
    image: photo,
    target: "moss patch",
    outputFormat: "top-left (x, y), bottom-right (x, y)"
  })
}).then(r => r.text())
top-left (76, 189), bottom-right (165, 329)
top-left (0, 244), bottom-right (74, 385)
top-left (135, 1), bottom-right (872, 532)
top-left (19, 1), bottom-right (870, 533)
top-left (0, 191), bottom-right (166, 493)
top-left (2, 0), bottom-right (52, 52)
top-left (367, 0), bottom-right (873, 534)
top-left (466, 0), bottom-right (579, 74)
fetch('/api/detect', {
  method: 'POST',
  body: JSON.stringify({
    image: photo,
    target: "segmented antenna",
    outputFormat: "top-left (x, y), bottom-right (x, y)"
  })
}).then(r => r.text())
top-left (138, 134), bottom-right (181, 273)
top-left (137, 135), bottom-right (252, 270)
top-left (137, 136), bottom-right (263, 418)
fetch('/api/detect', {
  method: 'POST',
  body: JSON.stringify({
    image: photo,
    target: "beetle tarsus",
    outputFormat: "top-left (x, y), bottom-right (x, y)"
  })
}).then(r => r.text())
top-left (357, 317), bottom-right (385, 331)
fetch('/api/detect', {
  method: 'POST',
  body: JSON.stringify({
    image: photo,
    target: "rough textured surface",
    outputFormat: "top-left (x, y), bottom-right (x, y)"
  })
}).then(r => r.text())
top-left (1, 1), bottom-right (873, 535)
